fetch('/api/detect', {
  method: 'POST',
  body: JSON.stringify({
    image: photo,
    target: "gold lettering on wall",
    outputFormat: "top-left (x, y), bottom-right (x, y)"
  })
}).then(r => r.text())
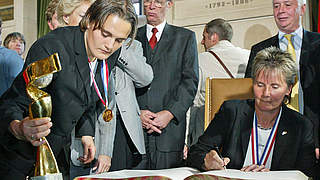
top-left (172, 0), bottom-right (272, 27)
top-left (205, 0), bottom-right (252, 9)
top-left (0, 0), bottom-right (13, 21)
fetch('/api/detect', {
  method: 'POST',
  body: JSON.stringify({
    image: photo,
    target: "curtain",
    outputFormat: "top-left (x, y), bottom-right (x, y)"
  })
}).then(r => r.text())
top-left (310, 0), bottom-right (319, 32)
top-left (318, 0), bottom-right (320, 32)
top-left (37, 0), bottom-right (51, 38)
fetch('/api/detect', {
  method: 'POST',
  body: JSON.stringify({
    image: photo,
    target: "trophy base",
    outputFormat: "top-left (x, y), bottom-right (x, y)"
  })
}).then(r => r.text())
top-left (31, 173), bottom-right (63, 180)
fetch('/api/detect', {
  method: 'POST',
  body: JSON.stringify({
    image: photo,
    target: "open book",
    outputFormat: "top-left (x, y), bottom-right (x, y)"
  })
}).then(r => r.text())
top-left (74, 167), bottom-right (308, 180)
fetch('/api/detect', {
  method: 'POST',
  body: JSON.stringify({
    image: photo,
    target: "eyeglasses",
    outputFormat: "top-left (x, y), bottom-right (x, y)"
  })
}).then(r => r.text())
top-left (143, 0), bottom-right (166, 8)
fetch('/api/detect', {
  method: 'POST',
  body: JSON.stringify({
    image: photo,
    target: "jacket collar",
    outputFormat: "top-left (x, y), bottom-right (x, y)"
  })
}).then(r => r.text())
top-left (239, 100), bottom-right (292, 168)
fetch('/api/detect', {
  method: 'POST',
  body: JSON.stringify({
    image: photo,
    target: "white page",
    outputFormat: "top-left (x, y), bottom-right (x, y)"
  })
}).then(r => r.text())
top-left (78, 167), bottom-right (307, 180)
top-left (201, 169), bottom-right (308, 180)
top-left (80, 167), bottom-right (199, 180)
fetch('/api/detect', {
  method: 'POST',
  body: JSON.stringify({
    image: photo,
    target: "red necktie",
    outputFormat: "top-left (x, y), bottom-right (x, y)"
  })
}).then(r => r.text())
top-left (149, 28), bottom-right (158, 50)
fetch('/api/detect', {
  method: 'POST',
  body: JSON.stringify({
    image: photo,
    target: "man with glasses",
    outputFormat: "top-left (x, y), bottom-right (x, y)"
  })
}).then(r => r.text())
top-left (136, 0), bottom-right (199, 169)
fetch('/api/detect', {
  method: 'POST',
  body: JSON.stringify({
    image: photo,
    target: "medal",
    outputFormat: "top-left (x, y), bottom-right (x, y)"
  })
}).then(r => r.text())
top-left (89, 59), bottom-right (113, 122)
top-left (103, 108), bottom-right (113, 122)
top-left (251, 109), bottom-right (281, 166)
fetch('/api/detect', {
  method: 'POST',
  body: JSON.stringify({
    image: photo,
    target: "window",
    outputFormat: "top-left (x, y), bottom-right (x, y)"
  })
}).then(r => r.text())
top-left (132, 0), bottom-right (142, 15)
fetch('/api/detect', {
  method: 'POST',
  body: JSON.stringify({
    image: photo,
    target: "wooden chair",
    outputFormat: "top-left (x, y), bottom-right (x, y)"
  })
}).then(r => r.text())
top-left (204, 78), bottom-right (254, 129)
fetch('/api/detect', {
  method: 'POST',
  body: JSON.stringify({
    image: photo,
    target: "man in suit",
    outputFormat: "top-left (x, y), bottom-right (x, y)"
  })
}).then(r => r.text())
top-left (187, 18), bottom-right (250, 148)
top-left (136, 0), bottom-right (199, 169)
top-left (244, 0), bottom-right (320, 160)
top-left (0, 0), bottom-right (137, 179)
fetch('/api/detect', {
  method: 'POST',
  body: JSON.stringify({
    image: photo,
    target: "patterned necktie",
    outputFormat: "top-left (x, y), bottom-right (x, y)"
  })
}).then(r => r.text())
top-left (149, 28), bottom-right (158, 50)
top-left (284, 34), bottom-right (299, 112)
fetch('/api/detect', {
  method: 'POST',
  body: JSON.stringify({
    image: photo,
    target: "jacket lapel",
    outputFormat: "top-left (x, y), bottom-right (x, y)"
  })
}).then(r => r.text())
top-left (240, 100), bottom-right (255, 159)
top-left (137, 26), bottom-right (152, 63)
top-left (299, 30), bottom-right (314, 89)
top-left (300, 30), bottom-right (310, 66)
top-left (74, 29), bottom-right (92, 100)
top-left (271, 34), bottom-right (280, 48)
top-left (271, 105), bottom-right (291, 169)
top-left (149, 23), bottom-right (171, 65)
top-left (137, 24), bottom-right (172, 66)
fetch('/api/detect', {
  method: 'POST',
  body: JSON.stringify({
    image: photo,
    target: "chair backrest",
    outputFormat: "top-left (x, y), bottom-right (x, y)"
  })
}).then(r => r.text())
top-left (204, 78), bottom-right (254, 129)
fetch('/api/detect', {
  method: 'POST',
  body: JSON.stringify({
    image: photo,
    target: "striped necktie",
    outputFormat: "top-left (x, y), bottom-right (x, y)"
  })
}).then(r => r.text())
top-left (149, 28), bottom-right (158, 50)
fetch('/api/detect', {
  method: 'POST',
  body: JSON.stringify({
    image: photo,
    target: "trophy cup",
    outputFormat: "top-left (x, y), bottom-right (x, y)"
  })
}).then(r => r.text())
top-left (23, 53), bottom-right (63, 180)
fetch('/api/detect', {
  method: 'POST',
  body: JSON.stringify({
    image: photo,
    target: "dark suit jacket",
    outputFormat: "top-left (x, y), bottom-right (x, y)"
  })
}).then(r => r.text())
top-left (136, 24), bottom-right (199, 152)
top-left (244, 31), bottom-right (320, 147)
top-left (0, 26), bottom-right (119, 176)
top-left (187, 99), bottom-right (315, 177)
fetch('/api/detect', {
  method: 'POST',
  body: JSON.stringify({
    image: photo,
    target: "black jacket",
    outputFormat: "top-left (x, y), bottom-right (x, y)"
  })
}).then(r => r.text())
top-left (187, 99), bottom-right (315, 177)
top-left (245, 31), bottom-right (320, 147)
top-left (0, 26), bottom-right (119, 178)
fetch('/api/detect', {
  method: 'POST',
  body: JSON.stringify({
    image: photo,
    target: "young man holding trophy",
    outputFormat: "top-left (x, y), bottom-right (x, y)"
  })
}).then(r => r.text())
top-left (0, 0), bottom-right (137, 179)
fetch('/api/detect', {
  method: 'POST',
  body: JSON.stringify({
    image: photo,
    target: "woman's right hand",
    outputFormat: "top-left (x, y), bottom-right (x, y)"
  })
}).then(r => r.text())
top-left (203, 150), bottom-right (230, 170)
top-left (9, 117), bottom-right (52, 146)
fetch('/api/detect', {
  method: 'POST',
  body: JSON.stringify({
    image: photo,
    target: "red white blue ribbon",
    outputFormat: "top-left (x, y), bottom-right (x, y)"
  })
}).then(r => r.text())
top-left (251, 108), bottom-right (281, 165)
top-left (88, 59), bottom-right (109, 107)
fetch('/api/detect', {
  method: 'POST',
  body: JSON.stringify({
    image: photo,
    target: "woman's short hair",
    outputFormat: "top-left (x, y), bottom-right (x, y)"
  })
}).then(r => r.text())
top-left (3, 32), bottom-right (26, 50)
top-left (251, 46), bottom-right (298, 103)
top-left (79, 0), bottom-right (137, 45)
top-left (57, 0), bottom-right (94, 26)
top-left (46, 0), bottom-right (60, 22)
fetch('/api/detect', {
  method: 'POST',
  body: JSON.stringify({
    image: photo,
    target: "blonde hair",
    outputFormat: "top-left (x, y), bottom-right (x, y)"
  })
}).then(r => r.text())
top-left (252, 47), bottom-right (297, 103)
top-left (57, 0), bottom-right (94, 26)
top-left (46, 0), bottom-right (60, 22)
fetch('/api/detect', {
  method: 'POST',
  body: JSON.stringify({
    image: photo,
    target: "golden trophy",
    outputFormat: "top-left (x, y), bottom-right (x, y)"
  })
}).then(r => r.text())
top-left (23, 53), bottom-right (63, 180)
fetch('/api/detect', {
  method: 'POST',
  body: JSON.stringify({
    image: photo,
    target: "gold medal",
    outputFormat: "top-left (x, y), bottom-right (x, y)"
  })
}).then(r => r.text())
top-left (102, 108), bottom-right (113, 122)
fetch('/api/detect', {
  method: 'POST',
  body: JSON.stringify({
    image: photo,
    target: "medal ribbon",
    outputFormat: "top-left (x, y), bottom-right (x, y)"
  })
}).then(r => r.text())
top-left (88, 59), bottom-right (109, 107)
top-left (251, 108), bottom-right (281, 165)
top-left (101, 60), bottom-right (109, 107)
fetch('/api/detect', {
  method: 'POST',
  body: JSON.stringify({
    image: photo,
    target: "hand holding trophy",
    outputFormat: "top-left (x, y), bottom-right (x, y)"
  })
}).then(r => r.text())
top-left (23, 53), bottom-right (63, 180)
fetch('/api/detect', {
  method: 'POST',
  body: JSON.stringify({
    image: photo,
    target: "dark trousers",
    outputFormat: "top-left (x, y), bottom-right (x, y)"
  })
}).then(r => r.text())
top-left (70, 111), bottom-right (147, 179)
top-left (0, 130), bottom-right (70, 180)
top-left (109, 112), bottom-right (147, 171)
top-left (145, 133), bottom-right (184, 169)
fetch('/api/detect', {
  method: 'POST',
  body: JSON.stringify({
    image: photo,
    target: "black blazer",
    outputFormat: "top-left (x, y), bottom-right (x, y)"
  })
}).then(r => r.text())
top-left (244, 31), bottom-right (320, 147)
top-left (0, 26), bottom-right (119, 175)
top-left (187, 99), bottom-right (315, 177)
top-left (136, 24), bottom-right (199, 151)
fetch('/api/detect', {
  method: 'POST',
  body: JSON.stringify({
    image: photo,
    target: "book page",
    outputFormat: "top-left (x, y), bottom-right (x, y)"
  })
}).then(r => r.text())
top-left (198, 169), bottom-right (308, 180)
top-left (77, 167), bottom-right (199, 180)
top-left (76, 167), bottom-right (307, 180)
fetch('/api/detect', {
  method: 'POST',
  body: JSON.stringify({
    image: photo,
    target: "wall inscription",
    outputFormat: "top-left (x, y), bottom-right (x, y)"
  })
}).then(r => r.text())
top-left (205, 0), bottom-right (252, 9)
top-left (172, 0), bottom-right (272, 27)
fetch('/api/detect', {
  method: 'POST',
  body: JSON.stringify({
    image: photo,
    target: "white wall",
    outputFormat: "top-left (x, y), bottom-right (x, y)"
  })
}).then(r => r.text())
top-left (2, 0), bottom-right (37, 59)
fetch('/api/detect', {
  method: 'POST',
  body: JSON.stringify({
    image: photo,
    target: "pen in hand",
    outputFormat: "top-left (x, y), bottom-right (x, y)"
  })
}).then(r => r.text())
top-left (213, 146), bottom-right (226, 170)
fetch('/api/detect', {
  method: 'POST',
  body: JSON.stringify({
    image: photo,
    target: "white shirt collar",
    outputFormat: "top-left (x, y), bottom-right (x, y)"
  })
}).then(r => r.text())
top-left (278, 26), bottom-right (303, 45)
top-left (207, 40), bottom-right (234, 51)
top-left (146, 20), bottom-right (166, 41)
